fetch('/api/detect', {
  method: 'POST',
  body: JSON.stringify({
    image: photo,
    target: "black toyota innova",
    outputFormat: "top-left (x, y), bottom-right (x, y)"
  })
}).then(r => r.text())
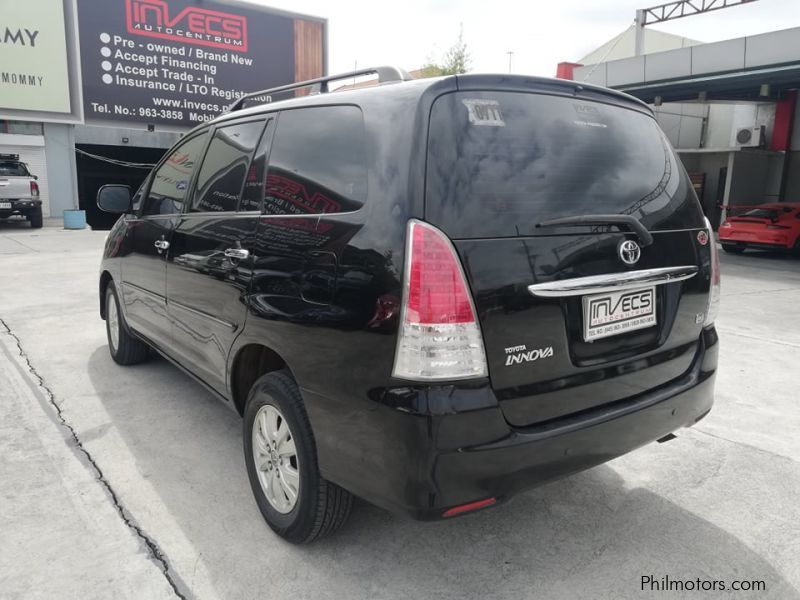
top-left (97, 68), bottom-right (720, 543)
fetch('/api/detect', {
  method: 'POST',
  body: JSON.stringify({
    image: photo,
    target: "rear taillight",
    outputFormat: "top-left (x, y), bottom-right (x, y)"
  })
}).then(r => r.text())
top-left (392, 220), bottom-right (488, 381)
top-left (30, 181), bottom-right (39, 198)
top-left (703, 217), bottom-right (720, 328)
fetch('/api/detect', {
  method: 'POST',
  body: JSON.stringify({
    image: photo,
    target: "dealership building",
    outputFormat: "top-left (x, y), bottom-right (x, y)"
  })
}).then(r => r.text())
top-left (0, 0), bottom-right (325, 228)
top-left (557, 24), bottom-right (800, 228)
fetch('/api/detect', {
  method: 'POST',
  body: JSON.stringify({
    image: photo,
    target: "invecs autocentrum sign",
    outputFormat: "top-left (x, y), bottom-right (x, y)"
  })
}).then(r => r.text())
top-left (125, 0), bottom-right (249, 52)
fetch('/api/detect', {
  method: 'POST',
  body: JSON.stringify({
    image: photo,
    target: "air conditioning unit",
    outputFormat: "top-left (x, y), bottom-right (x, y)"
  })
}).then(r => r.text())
top-left (735, 125), bottom-right (765, 148)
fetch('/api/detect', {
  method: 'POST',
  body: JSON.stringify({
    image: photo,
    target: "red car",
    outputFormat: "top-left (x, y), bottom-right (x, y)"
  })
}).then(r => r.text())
top-left (719, 203), bottom-right (800, 255)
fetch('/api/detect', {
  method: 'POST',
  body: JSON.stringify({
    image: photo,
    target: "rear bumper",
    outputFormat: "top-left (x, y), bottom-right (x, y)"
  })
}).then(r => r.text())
top-left (429, 360), bottom-right (714, 518)
top-left (719, 233), bottom-right (791, 249)
top-left (318, 328), bottom-right (718, 520)
top-left (0, 199), bottom-right (41, 217)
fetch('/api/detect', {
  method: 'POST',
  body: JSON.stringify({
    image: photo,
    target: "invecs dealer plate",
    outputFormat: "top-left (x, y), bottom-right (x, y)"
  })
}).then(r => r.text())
top-left (582, 286), bottom-right (656, 341)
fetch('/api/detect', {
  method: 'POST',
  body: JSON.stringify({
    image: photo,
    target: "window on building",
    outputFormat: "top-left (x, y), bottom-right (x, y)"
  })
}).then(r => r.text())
top-left (191, 120), bottom-right (267, 213)
top-left (142, 133), bottom-right (207, 216)
top-left (0, 121), bottom-right (44, 136)
top-left (264, 106), bottom-right (367, 216)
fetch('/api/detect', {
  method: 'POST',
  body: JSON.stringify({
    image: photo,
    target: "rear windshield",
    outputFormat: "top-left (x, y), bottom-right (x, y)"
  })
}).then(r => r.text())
top-left (425, 91), bottom-right (704, 238)
top-left (0, 161), bottom-right (29, 176)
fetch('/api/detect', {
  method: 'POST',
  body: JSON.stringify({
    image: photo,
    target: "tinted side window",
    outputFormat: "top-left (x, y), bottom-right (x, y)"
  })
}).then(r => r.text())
top-left (143, 134), bottom-right (207, 216)
top-left (240, 119), bottom-right (274, 212)
top-left (191, 121), bottom-right (266, 213)
top-left (264, 106), bottom-right (366, 216)
top-left (131, 180), bottom-right (147, 214)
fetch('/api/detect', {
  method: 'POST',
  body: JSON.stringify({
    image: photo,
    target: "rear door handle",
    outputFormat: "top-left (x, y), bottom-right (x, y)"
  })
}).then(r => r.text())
top-left (224, 248), bottom-right (250, 261)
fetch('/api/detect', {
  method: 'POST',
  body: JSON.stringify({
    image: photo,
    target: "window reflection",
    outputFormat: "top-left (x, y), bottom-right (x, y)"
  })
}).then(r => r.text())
top-left (264, 106), bottom-right (367, 215)
top-left (426, 92), bottom-right (703, 238)
top-left (192, 121), bottom-right (265, 213)
top-left (144, 134), bottom-right (207, 216)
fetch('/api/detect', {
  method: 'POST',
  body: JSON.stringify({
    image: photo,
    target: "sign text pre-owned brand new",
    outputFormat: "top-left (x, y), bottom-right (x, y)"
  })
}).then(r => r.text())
top-left (78, 0), bottom-right (299, 127)
top-left (125, 0), bottom-right (248, 52)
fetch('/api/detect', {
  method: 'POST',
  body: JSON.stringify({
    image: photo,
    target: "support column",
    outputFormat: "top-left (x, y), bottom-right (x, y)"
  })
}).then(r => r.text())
top-left (634, 9), bottom-right (646, 56)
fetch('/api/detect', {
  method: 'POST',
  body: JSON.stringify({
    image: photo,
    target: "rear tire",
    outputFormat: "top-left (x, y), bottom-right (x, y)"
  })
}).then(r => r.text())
top-left (28, 208), bottom-right (43, 229)
top-left (792, 239), bottom-right (800, 258)
top-left (105, 281), bottom-right (149, 365)
top-left (722, 243), bottom-right (745, 254)
top-left (244, 371), bottom-right (353, 543)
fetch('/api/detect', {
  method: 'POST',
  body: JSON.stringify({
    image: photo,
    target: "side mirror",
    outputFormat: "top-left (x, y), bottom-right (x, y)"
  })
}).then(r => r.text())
top-left (97, 184), bottom-right (132, 214)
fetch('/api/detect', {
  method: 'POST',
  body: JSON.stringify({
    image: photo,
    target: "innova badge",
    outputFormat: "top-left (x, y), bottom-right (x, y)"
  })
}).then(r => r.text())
top-left (618, 239), bottom-right (641, 266)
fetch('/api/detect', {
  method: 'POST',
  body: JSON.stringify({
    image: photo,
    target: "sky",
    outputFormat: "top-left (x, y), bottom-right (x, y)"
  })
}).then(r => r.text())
top-left (249, 0), bottom-right (800, 77)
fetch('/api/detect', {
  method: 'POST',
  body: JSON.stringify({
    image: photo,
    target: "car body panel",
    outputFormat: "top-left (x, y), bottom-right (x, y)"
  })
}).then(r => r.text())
top-left (99, 73), bottom-right (718, 519)
top-left (0, 159), bottom-right (41, 218)
top-left (167, 213), bottom-right (261, 394)
top-left (719, 203), bottom-right (800, 250)
top-left (118, 215), bottom-right (176, 350)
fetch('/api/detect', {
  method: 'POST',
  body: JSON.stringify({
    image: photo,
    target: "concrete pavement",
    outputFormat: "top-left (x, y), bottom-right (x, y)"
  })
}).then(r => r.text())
top-left (1, 223), bottom-right (799, 599)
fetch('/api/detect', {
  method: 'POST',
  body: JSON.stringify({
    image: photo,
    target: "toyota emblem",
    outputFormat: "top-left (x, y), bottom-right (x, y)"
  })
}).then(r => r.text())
top-left (618, 239), bottom-right (641, 266)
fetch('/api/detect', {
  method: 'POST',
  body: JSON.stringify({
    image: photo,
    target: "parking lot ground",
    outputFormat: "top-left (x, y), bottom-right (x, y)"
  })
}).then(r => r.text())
top-left (1, 224), bottom-right (799, 600)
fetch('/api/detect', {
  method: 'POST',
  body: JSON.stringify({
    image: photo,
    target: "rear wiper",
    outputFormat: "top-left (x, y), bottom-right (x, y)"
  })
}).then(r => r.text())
top-left (536, 214), bottom-right (654, 247)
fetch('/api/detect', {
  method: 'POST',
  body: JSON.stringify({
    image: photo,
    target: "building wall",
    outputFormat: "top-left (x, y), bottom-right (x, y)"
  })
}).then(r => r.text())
top-left (43, 123), bottom-right (79, 217)
top-left (74, 125), bottom-right (180, 150)
top-left (785, 153), bottom-right (800, 200)
top-left (729, 151), bottom-right (784, 205)
top-left (785, 95), bottom-right (800, 200)
top-left (579, 26), bottom-right (700, 65)
top-left (654, 103), bottom-right (706, 148)
top-left (677, 151), bottom-right (730, 225)
top-left (704, 105), bottom-right (736, 149)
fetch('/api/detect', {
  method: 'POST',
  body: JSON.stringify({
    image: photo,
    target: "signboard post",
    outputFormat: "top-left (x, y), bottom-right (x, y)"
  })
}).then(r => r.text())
top-left (0, 0), bottom-right (72, 114)
top-left (77, 0), bottom-right (319, 129)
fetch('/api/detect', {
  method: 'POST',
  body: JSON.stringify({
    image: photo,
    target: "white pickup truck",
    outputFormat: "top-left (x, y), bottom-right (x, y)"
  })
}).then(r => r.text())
top-left (0, 154), bottom-right (43, 228)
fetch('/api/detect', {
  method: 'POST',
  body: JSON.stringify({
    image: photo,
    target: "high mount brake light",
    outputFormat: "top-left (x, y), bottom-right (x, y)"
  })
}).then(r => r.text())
top-left (392, 220), bottom-right (488, 381)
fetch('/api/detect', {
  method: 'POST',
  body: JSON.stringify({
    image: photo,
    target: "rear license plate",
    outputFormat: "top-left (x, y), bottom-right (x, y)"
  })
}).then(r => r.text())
top-left (0, 202), bottom-right (11, 209)
top-left (583, 286), bottom-right (656, 341)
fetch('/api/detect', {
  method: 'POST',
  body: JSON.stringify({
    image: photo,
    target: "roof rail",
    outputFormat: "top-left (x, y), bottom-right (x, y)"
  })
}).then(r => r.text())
top-left (227, 66), bottom-right (414, 113)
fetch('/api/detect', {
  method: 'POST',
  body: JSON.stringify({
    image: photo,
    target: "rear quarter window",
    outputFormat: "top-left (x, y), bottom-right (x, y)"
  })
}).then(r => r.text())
top-left (425, 91), bottom-right (704, 238)
top-left (264, 105), bottom-right (367, 216)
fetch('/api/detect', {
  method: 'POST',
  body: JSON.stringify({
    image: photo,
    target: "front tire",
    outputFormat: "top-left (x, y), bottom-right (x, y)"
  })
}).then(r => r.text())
top-left (105, 282), bottom-right (149, 365)
top-left (244, 371), bottom-right (353, 543)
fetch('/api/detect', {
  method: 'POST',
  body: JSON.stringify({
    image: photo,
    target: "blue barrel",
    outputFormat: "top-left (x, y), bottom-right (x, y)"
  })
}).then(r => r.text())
top-left (63, 209), bottom-right (87, 230)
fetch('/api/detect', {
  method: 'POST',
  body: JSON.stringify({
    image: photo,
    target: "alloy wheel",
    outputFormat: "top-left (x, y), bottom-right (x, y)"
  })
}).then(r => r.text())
top-left (107, 293), bottom-right (119, 354)
top-left (252, 404), bottom-right (300, 514)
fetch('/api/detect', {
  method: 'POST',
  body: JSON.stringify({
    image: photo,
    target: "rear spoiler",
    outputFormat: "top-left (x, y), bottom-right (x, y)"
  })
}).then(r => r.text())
top-left (717, 203), bottom-right (794, 216)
